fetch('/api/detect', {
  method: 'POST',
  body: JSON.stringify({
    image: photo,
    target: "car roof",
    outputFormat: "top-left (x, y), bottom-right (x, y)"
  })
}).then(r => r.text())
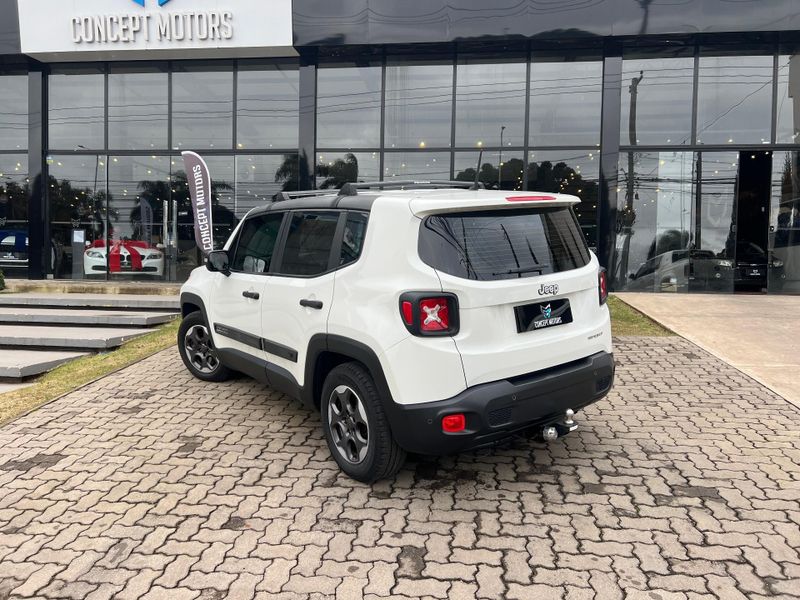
top-left (247, 187), bottom-right (578, 217)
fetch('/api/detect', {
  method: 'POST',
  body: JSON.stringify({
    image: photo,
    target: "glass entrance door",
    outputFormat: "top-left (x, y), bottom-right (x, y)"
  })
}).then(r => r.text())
top-left (733, 151), bottom-right (772, 293)
top-left (105, 156), bottom-right (172, 281)
top-left (770, 151), bottom-right (800, 294)
top-left (49, 154), bottom-right (177, 281)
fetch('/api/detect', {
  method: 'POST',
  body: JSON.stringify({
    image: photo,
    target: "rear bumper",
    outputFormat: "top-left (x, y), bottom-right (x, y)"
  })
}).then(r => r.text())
top-left (386, 351), bottom-right (614, 455)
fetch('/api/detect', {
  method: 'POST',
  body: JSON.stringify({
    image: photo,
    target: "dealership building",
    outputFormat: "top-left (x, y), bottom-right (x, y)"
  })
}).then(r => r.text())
top-left (0, 0), bottom-right (798, 293)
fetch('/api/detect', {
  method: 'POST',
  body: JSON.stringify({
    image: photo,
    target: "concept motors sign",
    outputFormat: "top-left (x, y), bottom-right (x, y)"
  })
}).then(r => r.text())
top-left (71, 0), bottom-right (233, 46)
top-left (17, 0), bottom-right (293, 60)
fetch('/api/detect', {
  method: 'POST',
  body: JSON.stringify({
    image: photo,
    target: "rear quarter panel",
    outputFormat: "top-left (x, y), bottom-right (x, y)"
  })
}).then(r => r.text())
top-left (328, 198), bottom-right (468, 404)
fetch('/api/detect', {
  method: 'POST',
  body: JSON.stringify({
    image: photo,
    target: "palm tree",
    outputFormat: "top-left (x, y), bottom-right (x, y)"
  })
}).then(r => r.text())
top-left (275, 154), bottom-right (300, 192)
top-left (317, 153), bottom-right (361, 189)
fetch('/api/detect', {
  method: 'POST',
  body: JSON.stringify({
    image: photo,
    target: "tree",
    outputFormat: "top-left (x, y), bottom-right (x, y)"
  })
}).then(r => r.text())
top-left (317, 153), bottom-right (361, 189)
top-left (275, 154), bottom-right (300, 192)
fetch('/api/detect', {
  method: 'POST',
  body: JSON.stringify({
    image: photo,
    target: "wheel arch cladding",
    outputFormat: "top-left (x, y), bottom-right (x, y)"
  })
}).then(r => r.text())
top-left (304, 334), bottom-right (395, 412)
top-left (180, 292), bottom-right (208, 322)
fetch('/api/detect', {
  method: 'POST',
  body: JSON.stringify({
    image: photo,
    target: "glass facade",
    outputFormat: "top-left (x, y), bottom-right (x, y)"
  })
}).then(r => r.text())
top-left (385, 62), bottom-right (453, 149)
top-left (0, 42), bottom-right (797, 294)
top-left (317, 65), bottom-right (381, 149)
top-left (620, 55), bottom-right (694, 146)
top-left (108, 67), bottom-right (168, 150)
top-left (49, 69), bottom-right (105, 150)
top-left (0, 75), bottom-right (28, 151)
top-left (696, 54), bottom-right (773, 145)
top-left (38, 61), bottom-right (299, 282)
top-left (529, 58), bottom-right (602, 147)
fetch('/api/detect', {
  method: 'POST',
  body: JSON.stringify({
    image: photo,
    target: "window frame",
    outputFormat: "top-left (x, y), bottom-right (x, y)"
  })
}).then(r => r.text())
top-left (269, 209), bottom-right (370, 279)
top-left (228, 211), bottom-right (287, 275)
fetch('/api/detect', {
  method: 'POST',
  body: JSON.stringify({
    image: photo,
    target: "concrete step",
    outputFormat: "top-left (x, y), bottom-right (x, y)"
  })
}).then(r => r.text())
top-left (0, 325), bottom-right (154, 351)
top-left (0, 293), bottom-right (180, 311)
top-left (4, 280), bottom-right (181, 296)
top-left (0, 307), bottom-right (179, 327)
top-left (0, 349), bottom-right (89, 379)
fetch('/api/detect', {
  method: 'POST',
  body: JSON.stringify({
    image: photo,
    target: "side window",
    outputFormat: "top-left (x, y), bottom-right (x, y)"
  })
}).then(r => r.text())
top-left (278, 211), bottom-right (340, 276)
top-left (231, 213), bottom-right (284, 273)
top-left (340, 212), bottom-right (368, 266)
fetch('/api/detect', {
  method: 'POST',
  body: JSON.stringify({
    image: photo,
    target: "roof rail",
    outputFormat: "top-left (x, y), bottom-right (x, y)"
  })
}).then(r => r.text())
top-left (339, 180), bottom-right (484, 196)
top-left (274, 180), bottom-right (484, 202)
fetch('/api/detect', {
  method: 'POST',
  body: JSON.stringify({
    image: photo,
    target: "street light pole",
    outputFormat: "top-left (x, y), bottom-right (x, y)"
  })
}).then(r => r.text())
top-left (499, 126), bottom-right (506, 189)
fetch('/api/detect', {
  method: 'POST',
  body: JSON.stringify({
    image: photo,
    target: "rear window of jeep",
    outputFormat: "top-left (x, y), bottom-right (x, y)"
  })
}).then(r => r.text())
top-left (418, 207), bottom-right (590, 281)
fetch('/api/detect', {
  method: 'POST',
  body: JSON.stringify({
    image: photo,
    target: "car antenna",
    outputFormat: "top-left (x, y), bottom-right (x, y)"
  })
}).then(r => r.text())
top-left (470, 149), bottom-right (483, 190)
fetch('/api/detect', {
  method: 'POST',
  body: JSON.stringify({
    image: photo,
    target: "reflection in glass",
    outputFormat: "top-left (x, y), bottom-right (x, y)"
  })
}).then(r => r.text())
top-left (317, 66), bottom-right (381, 149)
top-left (693, 152), bottom-right (738, 292)
top-left (236, 154), bottom-right (299, 217)
top-left (316, 152), bottom-right (380, 188)
top-left (620, 57), bottom-right (694, 146)
top-left (0, 75), bottom-right (28, 151)
top-left (48, 155), bottom-right (108, 279)
top-left (108, 70), bottom-right (168, 150)
top-left (170, 155), bottom-right (236, 281)
top-left (385, 63), bottom-right (453, 148)
top-left (696, 55), bottom-right (773, 145)
top-left (454, 151), bottom-right (523, 191)
top-left (527, 151), bottom-right (599, 248)
top-left (770, 151), bottom-right (800, 293)
top-left (383, 152), bottom-right (450, 180)
top-left (105, 156), bottom-right (170, 280)
top-left (530, 60), bottom-right (602, 147)
top-left (172, 69), bottom-right (234, 150)
top-left (237, 66), bottom-right (299, 149)
top-left (455, 60), bottom-right (526, 148)
top-left (776, 54), bottom-right (800, 144)
top-left (49, 72), bottom-right (105, 149)
top-left (0, 155), bottom-right (30, 278)
top-left (615, 152), bottom-right (695, 292)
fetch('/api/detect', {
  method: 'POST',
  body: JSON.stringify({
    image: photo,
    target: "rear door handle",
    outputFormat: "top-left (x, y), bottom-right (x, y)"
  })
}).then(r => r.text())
top-left (300, 299), bottom-right (323, 310)
top-left (242, 291), bottom-right (260, 300)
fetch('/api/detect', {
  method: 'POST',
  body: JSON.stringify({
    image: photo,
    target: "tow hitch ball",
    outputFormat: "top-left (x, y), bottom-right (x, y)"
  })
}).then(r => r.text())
top-left (542, 409), bottom-right (578, 442)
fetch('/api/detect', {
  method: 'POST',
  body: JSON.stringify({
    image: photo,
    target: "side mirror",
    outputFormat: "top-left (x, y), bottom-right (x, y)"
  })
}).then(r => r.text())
top-left (206, 250), bottom-right (230, 276)
top-left (628, 272), bottom-right (636, 280)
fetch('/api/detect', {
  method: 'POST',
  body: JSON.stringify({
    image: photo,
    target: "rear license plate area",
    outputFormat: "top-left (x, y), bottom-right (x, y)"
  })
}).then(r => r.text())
top-left (515, 299), bottom-right (573, 333)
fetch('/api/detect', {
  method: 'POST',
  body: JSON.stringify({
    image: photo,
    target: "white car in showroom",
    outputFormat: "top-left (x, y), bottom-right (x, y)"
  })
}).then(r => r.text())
top-left (83, 240), bottom-right (165, 277)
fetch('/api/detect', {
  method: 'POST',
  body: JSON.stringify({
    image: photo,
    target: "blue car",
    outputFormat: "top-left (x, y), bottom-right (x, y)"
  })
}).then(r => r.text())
top-left (0, 229), bottom-right (28, 271)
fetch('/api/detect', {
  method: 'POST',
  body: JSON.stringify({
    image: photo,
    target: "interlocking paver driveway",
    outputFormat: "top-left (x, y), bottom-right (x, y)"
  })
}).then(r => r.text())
top-left (0, 337), bottom-right (798, 600)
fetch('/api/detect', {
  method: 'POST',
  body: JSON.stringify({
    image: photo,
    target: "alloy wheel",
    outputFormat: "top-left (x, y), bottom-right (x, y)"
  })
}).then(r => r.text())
top-left (327, 385), bottom-right (370, 464)
top-left (184, 324), bottom-right (219, 374)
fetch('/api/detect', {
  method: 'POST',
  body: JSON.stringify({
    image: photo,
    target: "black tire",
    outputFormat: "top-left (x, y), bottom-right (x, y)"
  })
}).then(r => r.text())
top-left (321, 362), bottom-right (406, 483)
top-left (178, 311), bottom-right (232, 382)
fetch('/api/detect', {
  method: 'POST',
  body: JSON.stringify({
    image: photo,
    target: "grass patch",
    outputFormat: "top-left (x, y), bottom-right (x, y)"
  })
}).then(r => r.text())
top-left (608, 296), bottom-right (673, 337)
top-left (0, 319), bottom-right (180, 426)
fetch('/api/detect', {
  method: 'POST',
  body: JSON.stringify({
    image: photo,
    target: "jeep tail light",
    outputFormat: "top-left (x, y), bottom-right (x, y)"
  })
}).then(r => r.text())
top-left (598, 268), bottom-right (608, 305)
top-left (399, 292), bottom-right (460, 337)
top-left (419, 297), bottom-right (450, 332)
top-left (442, 414), bottom-right (466, 433)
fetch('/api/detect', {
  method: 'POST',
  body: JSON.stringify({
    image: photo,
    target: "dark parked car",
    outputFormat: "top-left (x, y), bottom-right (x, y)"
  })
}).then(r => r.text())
top-left (735, 242), bottom-right (784, 289)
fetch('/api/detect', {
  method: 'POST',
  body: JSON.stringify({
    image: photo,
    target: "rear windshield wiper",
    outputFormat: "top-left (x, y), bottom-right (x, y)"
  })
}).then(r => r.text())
top-left (491, 266), bottom-right (549, 276)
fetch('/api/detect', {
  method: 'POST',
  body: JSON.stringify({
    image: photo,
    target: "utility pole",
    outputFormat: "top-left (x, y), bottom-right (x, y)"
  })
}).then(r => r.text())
top-left (637, 0), bottom-right (653, 36)
top-left (620, 71), bottom-right (644, 283)
top-left (499, 126), bottom-right (506, 189)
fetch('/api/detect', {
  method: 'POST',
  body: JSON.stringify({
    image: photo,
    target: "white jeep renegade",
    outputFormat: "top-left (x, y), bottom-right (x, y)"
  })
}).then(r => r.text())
top-left (178, 181), bottom-right (614, 482)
